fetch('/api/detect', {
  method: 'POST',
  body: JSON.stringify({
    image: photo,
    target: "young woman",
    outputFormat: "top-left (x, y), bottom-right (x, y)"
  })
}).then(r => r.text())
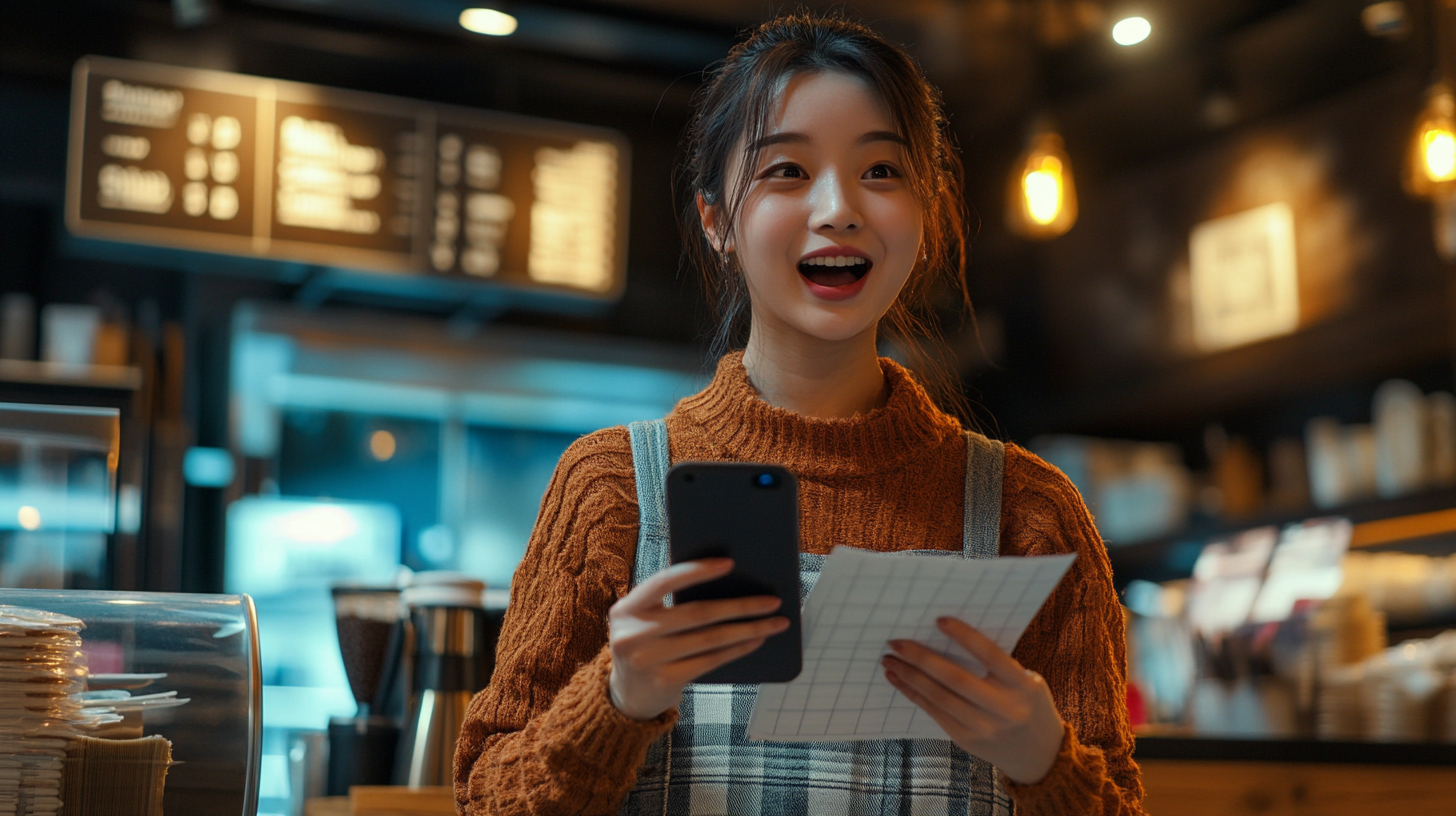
top-left (456, 13), bottom-right (1144, 816)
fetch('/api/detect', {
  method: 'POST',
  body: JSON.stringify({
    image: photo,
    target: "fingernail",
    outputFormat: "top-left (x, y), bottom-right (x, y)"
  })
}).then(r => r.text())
top-left (888, 639), bottom-right (907, 652)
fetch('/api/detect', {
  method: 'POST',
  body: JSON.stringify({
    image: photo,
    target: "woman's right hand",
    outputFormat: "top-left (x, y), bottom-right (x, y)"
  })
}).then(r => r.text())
top-left (607, 558), bottom-right (789, 721)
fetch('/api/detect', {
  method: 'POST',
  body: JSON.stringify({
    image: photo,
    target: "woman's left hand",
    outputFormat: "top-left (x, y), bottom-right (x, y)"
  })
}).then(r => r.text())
top-left (882, 617), bottom-right (1065, 786)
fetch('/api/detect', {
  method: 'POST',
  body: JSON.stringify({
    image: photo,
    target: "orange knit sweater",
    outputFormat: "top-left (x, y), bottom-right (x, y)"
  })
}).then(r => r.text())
top-left (455, 353), bottom-right (1145, 815)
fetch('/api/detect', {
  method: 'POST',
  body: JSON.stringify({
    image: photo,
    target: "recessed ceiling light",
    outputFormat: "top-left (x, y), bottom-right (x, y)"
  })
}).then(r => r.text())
top-left (1112, 16), bottom-right (1152, 46)
top-left (460, 8), bottom-right (518, 37)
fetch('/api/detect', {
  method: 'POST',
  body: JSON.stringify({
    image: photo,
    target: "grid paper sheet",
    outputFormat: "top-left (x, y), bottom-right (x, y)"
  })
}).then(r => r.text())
top-left (748, 546), bottom-right (1076, 742)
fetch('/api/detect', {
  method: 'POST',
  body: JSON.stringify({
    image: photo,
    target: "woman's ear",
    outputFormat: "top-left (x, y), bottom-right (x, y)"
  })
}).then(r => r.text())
top-left (697, 193), bottom-right (733, 255)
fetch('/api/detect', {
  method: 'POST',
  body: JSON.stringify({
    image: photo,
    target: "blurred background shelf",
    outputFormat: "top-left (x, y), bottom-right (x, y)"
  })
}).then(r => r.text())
top-left (1108, 485), bottom-right (1456, 589)
top-left (0, 359), bottom-right (142, 391)
top-left (1014, 293), bottom-right (1453, 440)
top-left (1387, 611), bottom-right (1456, 643)
top-left (1134, 736), bottom-right (1456, 765)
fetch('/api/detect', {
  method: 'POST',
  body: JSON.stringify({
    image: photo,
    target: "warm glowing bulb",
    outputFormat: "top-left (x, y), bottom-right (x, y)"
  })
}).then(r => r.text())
top-left (369, 430), bottom-right (397, 461)
top-left (1406, 85), bottom-right (1456, 197)
top-left (1424, 129), bottom-right (1456, 181)
top-left (1007, 128), bottom-right (1077, 238)
top-left (1023, 158), bottom-right (1064, 225)
top-left (17, 506), bottom-right (40, 531)
top-left (1112, 16), bottom-right (1152, 46)
top-left (460, 8), bottom-right (518, 36)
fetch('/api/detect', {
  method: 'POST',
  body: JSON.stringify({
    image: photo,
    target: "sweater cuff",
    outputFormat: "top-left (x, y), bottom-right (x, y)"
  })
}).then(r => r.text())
top-left (535, 648), bottom-right (678, 783)
top-left (1000, 723), bottom-right (1106, 815)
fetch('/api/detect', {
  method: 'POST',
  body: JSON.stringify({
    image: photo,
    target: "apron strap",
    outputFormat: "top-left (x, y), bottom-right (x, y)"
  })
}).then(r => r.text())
top-left (628, 419), bottom-right (672, 589)
top-left (630, 422), bottom-right (1007, 569)
top-left (962, 431), bottom-right (1005, 559)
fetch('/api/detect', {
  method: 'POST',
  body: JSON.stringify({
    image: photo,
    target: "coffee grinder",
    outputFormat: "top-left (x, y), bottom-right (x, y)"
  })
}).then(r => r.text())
top-left (326, 586), bottom-right (404, 795)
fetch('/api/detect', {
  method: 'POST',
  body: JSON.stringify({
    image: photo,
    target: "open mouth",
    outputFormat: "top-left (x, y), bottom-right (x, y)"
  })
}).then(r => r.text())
top-left (797, 255), bottom-right (872, 288)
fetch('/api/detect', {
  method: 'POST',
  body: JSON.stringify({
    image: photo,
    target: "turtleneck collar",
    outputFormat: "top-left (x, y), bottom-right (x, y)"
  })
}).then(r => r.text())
top-left (672, 351), bottom-right (962, 479)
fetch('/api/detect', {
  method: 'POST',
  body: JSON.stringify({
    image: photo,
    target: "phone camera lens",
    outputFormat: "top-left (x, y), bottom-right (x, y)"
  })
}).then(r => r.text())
top-left (755, 472), bottom-right (778, 488)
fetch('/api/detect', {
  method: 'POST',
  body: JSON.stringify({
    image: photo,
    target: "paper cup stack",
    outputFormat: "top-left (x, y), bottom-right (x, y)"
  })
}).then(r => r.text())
top-left (1316, 663), bottom-right (1365, 740)
top-left (0, 607), bottom-right (90, 816)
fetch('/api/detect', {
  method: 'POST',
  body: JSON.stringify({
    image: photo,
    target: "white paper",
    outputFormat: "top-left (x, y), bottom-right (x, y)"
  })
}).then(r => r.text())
top-left (747, 546), bottom-right (1076, 742)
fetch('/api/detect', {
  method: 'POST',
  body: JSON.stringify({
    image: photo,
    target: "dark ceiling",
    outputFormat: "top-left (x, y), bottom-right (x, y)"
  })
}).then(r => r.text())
top-left (226, 0), bottom-right (1416, 175)
top-left (1, 1), bottom-right (1420, 176)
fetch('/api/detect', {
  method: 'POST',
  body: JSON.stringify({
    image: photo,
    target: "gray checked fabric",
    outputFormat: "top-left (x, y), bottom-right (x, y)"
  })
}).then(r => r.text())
top-left (619, 418), bottom-right (1015, 816)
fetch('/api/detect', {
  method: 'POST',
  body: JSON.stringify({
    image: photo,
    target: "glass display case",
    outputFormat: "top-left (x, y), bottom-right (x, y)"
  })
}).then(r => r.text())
top-left (0, 403), bottom-right (120, 590)
top-left (0, 588), bottom-right (261, 816)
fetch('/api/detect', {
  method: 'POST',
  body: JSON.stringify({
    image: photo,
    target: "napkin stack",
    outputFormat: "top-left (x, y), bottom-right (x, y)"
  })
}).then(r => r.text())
top-left (56, 736), bottom-right (171, 816)
top-left (0, 607), bottom-right (90, 816)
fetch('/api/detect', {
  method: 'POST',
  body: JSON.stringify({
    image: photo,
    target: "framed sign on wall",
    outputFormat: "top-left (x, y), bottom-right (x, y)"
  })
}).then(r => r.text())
top-left (1189, 202), bottom-right (1301, 353)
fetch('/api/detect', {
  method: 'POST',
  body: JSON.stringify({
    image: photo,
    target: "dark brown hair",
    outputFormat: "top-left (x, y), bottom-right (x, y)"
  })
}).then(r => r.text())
top-left (679, 10), bottom-right (973, 417)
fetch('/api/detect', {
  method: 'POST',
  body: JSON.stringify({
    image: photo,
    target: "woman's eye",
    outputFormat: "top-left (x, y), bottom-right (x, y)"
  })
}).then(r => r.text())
top-left (769, 164), bottom-right (805, 179)
top-left (864, 164), bottom-right (899, 180)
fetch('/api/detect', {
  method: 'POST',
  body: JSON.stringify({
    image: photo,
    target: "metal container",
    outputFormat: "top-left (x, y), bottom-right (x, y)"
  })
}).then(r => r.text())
top-left (394, 602), bottom-right (492, 787)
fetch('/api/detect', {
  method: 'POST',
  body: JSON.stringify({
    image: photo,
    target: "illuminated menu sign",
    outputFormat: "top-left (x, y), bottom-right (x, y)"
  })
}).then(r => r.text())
top-left (66, 57), bottom-right (629, 300)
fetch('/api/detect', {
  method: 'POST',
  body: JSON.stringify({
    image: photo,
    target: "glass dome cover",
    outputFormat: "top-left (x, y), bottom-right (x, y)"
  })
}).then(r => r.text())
top-left (0, 589), bottom-right (260, 816)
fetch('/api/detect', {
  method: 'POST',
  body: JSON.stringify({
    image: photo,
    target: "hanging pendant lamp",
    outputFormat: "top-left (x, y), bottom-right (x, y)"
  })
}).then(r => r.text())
top-left (1007, 119), bottom-right (1078, 239)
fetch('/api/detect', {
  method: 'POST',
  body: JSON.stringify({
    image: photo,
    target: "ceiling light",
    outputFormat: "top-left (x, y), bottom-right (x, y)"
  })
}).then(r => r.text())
top-left (460, 8), bottom-right (518, 37)
top-left (1361, 2), bottom-right (1409, 38)
top-left (1112, 16), bottom-right (1152, 46)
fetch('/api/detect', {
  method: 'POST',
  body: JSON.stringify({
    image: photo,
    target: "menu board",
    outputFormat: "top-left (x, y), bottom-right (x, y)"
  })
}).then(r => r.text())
top-left (66, 57), bottom-right (629, 300)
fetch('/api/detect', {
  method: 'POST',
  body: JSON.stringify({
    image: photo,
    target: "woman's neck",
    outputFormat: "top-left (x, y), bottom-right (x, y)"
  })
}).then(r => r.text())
top-left (741, 321), bottom-right (886, 419)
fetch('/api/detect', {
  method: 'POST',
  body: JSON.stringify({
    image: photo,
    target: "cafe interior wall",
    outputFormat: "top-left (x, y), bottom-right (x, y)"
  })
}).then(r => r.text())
top-left (955, 13), bottom-right (1454, 498)
top-left (990, 68), bottom-right (1455, 453)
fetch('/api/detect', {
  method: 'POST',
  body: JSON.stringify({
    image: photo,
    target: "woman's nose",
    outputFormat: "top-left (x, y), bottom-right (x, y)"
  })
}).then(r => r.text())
top-left (809, 171), bottom-right (861, 232)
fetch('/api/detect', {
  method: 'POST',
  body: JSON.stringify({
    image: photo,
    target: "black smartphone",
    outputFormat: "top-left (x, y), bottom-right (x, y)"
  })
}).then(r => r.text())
top-left (666, 461), bottom-right (803, 684)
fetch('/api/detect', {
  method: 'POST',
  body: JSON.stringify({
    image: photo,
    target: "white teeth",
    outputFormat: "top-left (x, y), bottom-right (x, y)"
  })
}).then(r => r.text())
top-left (801, 256), bottom-right (867, 266)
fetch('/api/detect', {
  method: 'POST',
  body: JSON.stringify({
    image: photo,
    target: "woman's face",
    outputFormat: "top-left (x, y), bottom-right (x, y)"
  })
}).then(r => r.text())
top-left (704, 70), bottom-right (923, 344)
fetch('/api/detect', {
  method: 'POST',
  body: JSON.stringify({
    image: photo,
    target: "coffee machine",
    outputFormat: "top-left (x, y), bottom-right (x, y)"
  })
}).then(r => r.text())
top-left (328, 573), bottom-right (502, 792)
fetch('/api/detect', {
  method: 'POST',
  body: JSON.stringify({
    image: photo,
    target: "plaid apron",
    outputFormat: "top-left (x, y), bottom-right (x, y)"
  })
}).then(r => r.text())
top-left (621, 419), bottom-right (1015, 816)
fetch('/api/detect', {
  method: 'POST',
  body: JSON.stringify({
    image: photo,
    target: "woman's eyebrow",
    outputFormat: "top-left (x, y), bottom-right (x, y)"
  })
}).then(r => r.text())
top-left (858, 130), bottom-right (906, 146)
top-left (750, 130), bottom-right (907, 150)
top-left (751, 131), bottom-right (809, 150)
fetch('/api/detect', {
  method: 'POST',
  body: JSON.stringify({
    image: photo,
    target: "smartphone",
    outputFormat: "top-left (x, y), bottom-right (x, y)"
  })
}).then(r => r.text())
top-left (666, 462), bottom-right (803, 684)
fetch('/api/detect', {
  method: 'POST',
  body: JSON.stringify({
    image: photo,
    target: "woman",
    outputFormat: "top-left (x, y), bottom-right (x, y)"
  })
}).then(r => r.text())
top-left (456, 12), bottom-right (1144, 816)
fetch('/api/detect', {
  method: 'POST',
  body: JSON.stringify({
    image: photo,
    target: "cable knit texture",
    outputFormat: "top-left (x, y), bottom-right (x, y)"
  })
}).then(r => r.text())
top-left (456, 352), bottom-right (1145, 815)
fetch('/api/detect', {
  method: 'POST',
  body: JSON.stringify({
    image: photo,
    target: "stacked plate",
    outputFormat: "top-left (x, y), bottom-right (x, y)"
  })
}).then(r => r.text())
top-left (0, 607), bottom-right (92, 816)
